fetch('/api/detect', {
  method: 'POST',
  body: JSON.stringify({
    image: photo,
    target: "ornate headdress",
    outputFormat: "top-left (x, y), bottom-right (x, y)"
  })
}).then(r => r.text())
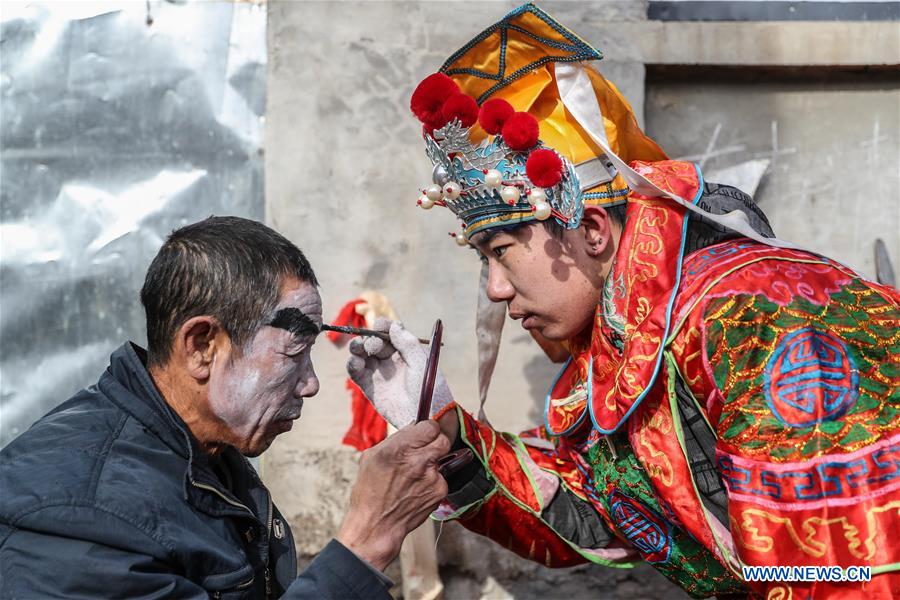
top-left (410, 3), bottom-right (667, 243)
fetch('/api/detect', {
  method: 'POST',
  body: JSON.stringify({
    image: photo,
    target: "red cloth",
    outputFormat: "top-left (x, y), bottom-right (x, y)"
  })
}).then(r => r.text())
top-left (328, 298), bottom-right (388, 451)
top-left (342, 379), bottom-right (387, 452)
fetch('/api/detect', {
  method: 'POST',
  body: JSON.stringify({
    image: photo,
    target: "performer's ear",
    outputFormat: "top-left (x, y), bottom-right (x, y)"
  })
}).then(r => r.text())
top-left (581, 206), bottom-right (615, 259)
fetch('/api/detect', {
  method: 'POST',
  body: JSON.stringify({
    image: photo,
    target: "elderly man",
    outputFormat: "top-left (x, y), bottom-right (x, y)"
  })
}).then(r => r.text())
top-left (347, 4), bottom-right (900, 599)
top-left (0, 216), bottom-right (450, 599)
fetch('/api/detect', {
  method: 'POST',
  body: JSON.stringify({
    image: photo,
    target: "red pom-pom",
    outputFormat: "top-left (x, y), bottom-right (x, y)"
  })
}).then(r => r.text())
top-left (502, 112), bottom-right (540, 151)
top-left (478, 98), bottom-right (515, 135)
top-left (526, 149), bottom-right (564, 188)
top-left (410, 73), bottom-right (460, 128)
top-left (441, 93), bottom-right (479, 128)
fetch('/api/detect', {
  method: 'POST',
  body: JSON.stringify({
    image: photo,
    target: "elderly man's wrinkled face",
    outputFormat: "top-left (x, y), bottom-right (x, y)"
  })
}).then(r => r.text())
top-left (208, 276), bottom-right (322, 456)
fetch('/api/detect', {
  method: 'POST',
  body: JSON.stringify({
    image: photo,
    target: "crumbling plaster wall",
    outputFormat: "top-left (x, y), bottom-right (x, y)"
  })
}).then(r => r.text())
top-left (646, 76), bottom-right (899, 276)
top-left (263, 1), bottom-right (897, 597)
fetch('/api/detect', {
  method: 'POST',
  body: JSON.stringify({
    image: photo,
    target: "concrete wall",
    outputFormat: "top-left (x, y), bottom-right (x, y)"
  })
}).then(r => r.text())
top-left (646, 73), bottom-right (899, 276)
top-left (263, 1), bottom-right (898, 597)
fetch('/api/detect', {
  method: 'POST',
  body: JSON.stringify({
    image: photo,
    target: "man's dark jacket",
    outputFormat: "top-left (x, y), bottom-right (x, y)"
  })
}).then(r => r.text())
top-left (0, 343), bottom-right (391, 599)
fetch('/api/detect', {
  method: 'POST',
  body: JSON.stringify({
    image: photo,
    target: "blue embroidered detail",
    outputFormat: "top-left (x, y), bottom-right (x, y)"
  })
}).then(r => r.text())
top-left (572, 455), bottom-right (604, 506)
top-left (608, 489), bottom-right (673, 563)
top-left (717, 442), bottom-right (900, 502)
top-left (584, 188), bottom-right (630, 201)
top-left (684, 241), bottom-right (756, 276)
top-left (764, 328), bottom-right (859, 428)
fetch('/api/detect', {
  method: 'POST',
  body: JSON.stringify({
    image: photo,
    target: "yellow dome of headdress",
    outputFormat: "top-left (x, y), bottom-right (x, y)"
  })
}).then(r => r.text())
top-left (410, 3), bottom-right (667, 240)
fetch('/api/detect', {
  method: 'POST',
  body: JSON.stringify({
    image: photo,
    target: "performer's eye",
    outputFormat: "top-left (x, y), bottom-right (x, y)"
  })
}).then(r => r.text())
top-left (492, 245), bottom-right (509, 258)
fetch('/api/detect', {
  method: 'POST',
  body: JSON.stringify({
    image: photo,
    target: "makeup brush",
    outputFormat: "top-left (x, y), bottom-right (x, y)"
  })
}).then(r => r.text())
top-left (320, 323), bottom-right (437, 345)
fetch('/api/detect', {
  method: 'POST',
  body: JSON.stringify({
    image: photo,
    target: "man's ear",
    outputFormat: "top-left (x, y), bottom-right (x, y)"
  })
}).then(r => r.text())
top-left (175, 316), bottom-right (228, 381)
top-left (581, 206), bottom-right (615, 258)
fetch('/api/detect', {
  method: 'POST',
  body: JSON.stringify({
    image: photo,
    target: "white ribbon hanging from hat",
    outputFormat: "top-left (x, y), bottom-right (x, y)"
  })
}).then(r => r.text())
top-left (554, 62), bottom-right (800, 250)
top-left (475, 262), bottom-right (504, 426)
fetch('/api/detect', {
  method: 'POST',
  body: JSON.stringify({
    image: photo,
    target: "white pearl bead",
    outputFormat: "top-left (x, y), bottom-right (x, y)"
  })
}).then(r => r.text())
top-left (418, 194), bottom-right (435, 210)
top-left (528, 188), bottom-right (546, 206)
top-left (425, 184), bottom-right (443, 202)
top-left (444, 181), bottom-right (461, 200)
top-left (455, 233), bottom-right (468, 246)
top-left (484, 169), bottom-right (503, 188)
top-left (534, 201), bottom-right (551, 220)
top-left (500, 185), bottom-right (520, 204)
top-left (432, 164), bottom-right (450, 187)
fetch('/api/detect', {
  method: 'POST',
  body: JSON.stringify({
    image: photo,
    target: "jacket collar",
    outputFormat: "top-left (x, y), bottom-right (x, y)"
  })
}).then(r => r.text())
top-left (100, 343), bottom-right (262, 522)
top-left (101, 342), bottom-right (192, 459)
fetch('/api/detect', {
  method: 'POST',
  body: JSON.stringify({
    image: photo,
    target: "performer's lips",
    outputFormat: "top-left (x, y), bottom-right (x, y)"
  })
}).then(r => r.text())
top-left (509, 311), bottom-right (538, 329)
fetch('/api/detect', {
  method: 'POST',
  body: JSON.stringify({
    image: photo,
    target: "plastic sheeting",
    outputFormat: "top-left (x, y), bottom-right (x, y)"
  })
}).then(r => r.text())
top-left (0, 1), bottom-right (267, 446)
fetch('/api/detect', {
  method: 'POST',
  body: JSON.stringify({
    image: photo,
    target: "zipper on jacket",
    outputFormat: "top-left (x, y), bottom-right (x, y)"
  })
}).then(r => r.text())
top-left (209, 575), bottom-right (254, 599)
top-left (265, 491), bottom-right (274, 599)
top-left (193, 479), bottom-right (268, 597)
top-left (191, 480), bottom-right (255, 516)
top-left (235, 576), bottom-right (255, 591)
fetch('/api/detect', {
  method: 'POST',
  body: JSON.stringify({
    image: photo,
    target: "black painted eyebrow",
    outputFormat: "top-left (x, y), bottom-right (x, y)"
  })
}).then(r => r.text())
top-left (268, 308), bottom-right (320, 339)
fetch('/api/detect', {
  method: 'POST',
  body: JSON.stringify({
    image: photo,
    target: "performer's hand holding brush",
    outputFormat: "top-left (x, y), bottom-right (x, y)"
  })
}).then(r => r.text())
top-left (346, 318), bottom-right (471, 477)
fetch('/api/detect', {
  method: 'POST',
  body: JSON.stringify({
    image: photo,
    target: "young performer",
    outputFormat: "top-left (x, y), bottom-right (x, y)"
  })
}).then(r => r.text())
top-left (348, 5), bottom-right (900, 597)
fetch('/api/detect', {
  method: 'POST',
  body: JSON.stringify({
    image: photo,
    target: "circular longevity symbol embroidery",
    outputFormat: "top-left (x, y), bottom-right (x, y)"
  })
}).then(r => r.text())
top-left (608, 489), bottom-right (672, 563)
top-left (765, 328), bottom-right (859, 428)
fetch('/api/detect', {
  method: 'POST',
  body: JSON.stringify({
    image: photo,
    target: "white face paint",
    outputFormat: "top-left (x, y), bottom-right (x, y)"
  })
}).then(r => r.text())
top-left (207, 277), bottom-right (322, 456)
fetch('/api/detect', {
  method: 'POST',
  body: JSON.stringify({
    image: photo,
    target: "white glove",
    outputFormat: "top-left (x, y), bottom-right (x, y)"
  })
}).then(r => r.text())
top-left (347, 319), bottom-right (454, 429)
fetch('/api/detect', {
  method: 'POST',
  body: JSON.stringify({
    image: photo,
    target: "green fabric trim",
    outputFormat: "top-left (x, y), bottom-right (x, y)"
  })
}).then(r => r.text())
top-left (872, 562), bottom-right (900, 575)
top-left (568, 544), bottom-right (636, 568)
top-left (451, 407), bottom-right (635, 568)
top-left (556, 475), bottom-right (590, 503)
top-left (665, 353), bottom-right (743, 578)
top-left (507, 434), bottom-right (546, 512)
top-left (456, 404), bottom-right (493, 468)
top-left (585, 427), bottom-right (746, 595)
top-left (668, 355), bottom-right (717, 435)
top-left (430, 487), bottom-right (497, 522)
top-left (456, 406), bottom-right (544, 518)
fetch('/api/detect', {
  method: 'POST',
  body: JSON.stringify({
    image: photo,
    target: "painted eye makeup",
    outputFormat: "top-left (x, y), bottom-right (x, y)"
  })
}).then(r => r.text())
top-left (268, 308), bottom-right (321, 354)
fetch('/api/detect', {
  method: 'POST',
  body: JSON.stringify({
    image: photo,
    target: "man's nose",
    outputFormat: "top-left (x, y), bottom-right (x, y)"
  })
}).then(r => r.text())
top-left (296, 372), bottom-right (320, 398)
top-left (486, 263), bottom-right (514, 303)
